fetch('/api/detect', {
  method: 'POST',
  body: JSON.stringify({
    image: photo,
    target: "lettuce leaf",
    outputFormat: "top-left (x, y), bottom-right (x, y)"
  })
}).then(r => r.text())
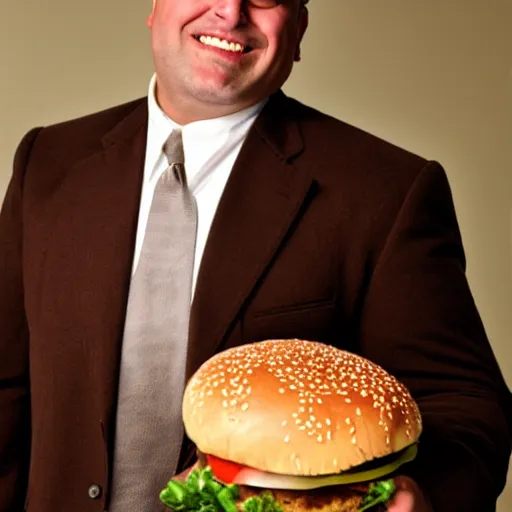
top-left (159, 466), bottom-right (395, 512)
top-left (160, 467), bottom-right (281, 512)
top-left (358, 480), bottom-right (396, 511)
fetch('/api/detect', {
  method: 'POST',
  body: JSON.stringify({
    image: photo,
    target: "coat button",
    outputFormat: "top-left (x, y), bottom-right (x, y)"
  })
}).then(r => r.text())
top-left (88, 484), bottom-right (102, 500)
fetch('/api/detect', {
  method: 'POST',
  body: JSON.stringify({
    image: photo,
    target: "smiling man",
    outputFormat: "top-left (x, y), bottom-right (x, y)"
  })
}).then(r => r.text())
top-left (0, 1), bottom-right (510, 512)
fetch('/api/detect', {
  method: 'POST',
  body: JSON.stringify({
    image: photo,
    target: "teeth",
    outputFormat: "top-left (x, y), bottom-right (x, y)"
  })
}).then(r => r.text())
top-left (198, 35), bottom-right (244, 53)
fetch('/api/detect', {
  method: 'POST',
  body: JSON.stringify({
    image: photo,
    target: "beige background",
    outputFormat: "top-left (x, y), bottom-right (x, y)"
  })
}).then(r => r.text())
top-left (1, 0), bottom-right (511, 507)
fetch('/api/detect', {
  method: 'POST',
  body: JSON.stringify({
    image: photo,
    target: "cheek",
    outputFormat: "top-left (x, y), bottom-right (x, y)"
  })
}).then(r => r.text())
top-left (257, 15), bottom-right (298, 62)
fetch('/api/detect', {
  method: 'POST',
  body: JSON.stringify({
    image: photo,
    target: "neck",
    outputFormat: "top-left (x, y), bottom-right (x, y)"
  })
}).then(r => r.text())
top-left (155, 83), bottom-right (264, 125)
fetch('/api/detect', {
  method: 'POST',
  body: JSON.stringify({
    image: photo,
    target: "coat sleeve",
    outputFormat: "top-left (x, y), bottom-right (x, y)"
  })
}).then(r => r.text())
top-left (356, 161), bottom-right (512, 511)
top-left (0, 128), bottom-right (41, 511)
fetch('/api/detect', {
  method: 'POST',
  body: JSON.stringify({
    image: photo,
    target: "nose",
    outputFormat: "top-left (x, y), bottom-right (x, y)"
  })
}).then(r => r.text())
top-left (212, 0), bottom-right (248, 28)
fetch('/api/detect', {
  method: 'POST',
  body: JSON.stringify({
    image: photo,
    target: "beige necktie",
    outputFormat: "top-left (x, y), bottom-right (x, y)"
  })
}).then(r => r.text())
top-left (109, 130), bottom-right (197, 511)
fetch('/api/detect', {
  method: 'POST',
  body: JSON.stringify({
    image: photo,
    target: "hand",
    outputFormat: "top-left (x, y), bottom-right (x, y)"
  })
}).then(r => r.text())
top-left (386, 476), bottom-right (433, 512)
top-left (172, 461), bottom-right (199, 482)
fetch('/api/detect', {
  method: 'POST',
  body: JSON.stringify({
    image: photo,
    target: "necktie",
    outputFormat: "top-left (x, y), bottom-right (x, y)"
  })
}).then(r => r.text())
top-left (109, 130), bottom-right (197, 511)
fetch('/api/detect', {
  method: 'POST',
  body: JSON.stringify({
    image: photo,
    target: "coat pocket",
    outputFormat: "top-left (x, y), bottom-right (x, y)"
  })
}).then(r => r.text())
top-left (243, 300), bottom-right (337, 344)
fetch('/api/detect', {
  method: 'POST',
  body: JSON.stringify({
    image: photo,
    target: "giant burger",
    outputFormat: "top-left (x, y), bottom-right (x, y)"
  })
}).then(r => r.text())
top-left (160, 339), bottom-right (422, 511)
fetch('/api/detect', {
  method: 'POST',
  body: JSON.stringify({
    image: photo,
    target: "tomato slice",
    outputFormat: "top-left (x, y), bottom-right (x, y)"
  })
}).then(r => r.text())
top-left (206, 444), bottom-right (417, 490)
top-left (206, 454), bottom-right (249, 484)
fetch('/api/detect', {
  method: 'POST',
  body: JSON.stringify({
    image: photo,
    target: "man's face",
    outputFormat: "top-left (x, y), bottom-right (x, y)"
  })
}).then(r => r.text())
top-left (147, 0), bottom-right (308, 122)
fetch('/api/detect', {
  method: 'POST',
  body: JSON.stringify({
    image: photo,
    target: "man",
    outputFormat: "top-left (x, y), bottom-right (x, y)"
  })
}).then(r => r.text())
top-left (0, 0), bottom-right (510, 511)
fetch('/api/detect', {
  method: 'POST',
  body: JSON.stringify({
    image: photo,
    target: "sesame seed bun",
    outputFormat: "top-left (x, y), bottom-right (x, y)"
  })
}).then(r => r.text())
top-left (182, 339), bottom-right (422, 476)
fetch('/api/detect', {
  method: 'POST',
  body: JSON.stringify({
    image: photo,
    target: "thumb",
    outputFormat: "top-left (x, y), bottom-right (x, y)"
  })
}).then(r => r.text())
top-left (386, 488), bottom-right (415, 512)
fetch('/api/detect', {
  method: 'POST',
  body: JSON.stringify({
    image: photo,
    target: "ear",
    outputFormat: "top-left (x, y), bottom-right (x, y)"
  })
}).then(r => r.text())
top-left (147, 0), bottom-right (156, 28)
top-left (294, 6), bottom-right (309, 62)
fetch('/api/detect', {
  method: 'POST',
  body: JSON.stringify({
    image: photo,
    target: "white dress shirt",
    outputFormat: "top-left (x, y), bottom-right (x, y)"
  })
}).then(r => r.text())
top-left (133, 74), bottom-right (266, 295)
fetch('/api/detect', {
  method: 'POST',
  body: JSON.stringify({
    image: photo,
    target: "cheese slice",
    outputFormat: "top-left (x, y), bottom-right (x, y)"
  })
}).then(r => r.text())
top-left (226, 444), bottom-right (418, 490)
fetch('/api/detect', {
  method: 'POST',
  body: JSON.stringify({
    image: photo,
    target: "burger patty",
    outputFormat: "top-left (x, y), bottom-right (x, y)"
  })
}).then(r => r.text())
top-left (238, 484), bottom-right (366, 512)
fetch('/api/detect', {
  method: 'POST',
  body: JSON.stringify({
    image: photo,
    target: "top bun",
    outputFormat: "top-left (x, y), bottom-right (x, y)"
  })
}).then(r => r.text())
top-left (182, 339), bottom-right (422, 476)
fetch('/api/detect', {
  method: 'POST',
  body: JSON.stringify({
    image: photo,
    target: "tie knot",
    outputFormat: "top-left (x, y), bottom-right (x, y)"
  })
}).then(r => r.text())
top-left (163, 130), bottom-right (185, 166)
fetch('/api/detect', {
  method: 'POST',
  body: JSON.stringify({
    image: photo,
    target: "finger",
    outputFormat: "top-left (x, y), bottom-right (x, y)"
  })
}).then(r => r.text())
top-left (386, 489), bottom-right (415, 512)
top-left (173, 461), bottom-right (200, 482)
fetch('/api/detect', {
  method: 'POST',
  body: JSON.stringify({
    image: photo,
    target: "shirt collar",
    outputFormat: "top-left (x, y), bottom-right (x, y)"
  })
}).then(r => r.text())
top-left (146, 73), bottom-right (266, 186)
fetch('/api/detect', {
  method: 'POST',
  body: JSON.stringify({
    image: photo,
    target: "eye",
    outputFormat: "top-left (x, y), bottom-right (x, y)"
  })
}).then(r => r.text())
top-left (247, 0), bottom-right (282, 9)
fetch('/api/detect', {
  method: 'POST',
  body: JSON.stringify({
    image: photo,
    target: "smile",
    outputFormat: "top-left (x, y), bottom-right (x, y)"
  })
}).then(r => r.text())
top-left (194, 35), bottom-right (252, 54)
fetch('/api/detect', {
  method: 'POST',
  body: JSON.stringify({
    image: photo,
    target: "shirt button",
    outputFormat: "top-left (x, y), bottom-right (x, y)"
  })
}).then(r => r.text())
top-left (88, 484), bottom-right (102, 500)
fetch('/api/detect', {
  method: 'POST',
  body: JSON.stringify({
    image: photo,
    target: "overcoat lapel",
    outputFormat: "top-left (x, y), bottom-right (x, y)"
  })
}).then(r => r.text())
top-left (58, 101), bottom-right (148, 433)
top-left (187, 92), bottom-right (314, 379)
